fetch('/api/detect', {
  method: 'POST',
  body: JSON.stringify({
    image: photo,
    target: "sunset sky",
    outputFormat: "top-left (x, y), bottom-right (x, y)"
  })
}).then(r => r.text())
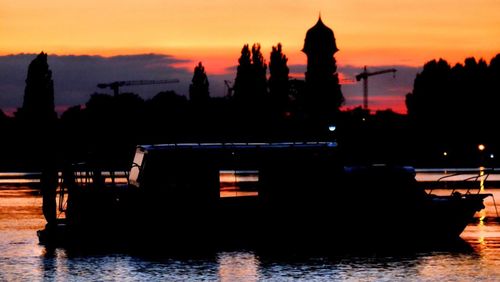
top-left (1, 0), bottom-right (499, 114)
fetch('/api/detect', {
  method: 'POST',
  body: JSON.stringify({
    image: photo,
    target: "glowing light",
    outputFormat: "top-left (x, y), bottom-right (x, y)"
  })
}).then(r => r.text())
top-left (443, 152), bottom-right (448, 156)
top-left (478, 144), bottom-right (485, 151)
top-left (479, 167), bottom-right (485, 192)
top-left (328, 125), bottom-right (336, 132)
top-left (490, 154), bottom-right (495, 159)
top-left (477, 215), bottom-right (487, 245)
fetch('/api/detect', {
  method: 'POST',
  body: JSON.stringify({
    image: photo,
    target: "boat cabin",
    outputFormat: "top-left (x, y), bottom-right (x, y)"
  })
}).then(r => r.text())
top-left (130, 142), bottom-right (338, 194)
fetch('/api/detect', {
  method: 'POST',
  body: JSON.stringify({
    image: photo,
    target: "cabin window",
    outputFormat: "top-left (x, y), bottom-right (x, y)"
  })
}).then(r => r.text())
top-left (219, 170), bottom-right (259, 198)
top-left (129, 150), bottom-right (145, 187)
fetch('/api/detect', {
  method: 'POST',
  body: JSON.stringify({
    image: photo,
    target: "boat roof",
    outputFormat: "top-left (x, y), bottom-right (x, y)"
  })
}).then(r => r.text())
top-left (138, 141), bottom-right (338, 152)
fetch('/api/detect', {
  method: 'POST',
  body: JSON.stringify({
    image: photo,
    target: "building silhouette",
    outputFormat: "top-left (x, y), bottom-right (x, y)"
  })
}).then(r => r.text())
top-left (302, 16), bottom-right (344, 120)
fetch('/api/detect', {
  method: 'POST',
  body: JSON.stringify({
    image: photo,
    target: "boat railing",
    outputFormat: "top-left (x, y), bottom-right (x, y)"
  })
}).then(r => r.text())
top-left (425, 169), bottom-right (499, 218)
top-left (57, 162), bottom-right (129, 213)
top-left (426, 169), bottom-right (493, 195)
top-left (69, 163), bottom-right (129, 188)
top-left (141, 141), bottom-right (339, 151)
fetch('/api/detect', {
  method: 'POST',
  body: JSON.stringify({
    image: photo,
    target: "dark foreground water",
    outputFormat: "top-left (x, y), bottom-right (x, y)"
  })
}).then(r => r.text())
top-left (1, 185), bottom-right (500, 281)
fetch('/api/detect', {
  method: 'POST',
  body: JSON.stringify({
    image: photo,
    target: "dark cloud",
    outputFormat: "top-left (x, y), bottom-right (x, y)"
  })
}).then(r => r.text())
top-left (288, 64), bottom-right (306, 77)
top-left (223, 65), bottom-right (237, 74)
top-left (0, 53), bottom-right (192, 114)
top-left (0, 53), bottom-right (421, 115)
top-left (0, 54), bottom-right (34, 111)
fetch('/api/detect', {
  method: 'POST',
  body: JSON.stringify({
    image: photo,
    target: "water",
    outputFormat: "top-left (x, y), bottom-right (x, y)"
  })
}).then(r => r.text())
top-left (1, 177), bottom-right (500, 281)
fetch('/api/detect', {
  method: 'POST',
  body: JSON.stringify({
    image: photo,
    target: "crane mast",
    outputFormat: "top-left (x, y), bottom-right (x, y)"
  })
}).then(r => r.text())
top-left (97, 79), bottom-right (180, 96)
top-left (224, 80), bottom-right (234, 97)
top-left (355, 66), bottom-right (396, 110)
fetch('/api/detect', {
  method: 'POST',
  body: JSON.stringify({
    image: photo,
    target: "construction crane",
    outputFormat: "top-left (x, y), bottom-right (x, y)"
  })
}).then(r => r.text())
top-left (224, 80), bottom-right (234, 97)
top-left (355, 66), bottom-right (396, 110)
top-left (97, 79), bottom-right (180, 96)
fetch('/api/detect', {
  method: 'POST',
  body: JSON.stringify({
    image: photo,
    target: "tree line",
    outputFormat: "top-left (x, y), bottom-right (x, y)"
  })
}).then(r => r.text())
top-left (0, 50), bottom-right (498, 170)
top-left (0, 44), bottom-right (342, 170)
top-left (406, 54), bottom-right (500, 167)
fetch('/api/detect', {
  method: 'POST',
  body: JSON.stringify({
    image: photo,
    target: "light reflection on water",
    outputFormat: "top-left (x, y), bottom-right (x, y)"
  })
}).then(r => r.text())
top-left (1, 184), bottom-right (500, 281)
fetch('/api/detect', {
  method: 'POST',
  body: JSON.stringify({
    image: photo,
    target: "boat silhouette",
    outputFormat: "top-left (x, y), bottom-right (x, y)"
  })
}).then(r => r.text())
top-left (38, 142), bottom-right (490, 250)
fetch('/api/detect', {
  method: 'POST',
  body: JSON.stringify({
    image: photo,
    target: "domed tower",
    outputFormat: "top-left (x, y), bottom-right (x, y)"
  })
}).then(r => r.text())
top-left (302, 16), bottom-right (343, 117)
top-left (303, 16), bottom-right (338, 76)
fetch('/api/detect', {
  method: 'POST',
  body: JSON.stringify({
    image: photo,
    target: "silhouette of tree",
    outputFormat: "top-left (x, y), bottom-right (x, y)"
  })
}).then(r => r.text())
top-left (0, 109), bottom-right (6, 122)
top-left (189, 62), bottom-right (210, 103)
top-left (251, 43), bottom-right (268, 99)
top-left (149, 90), bottom-right (187, 113)
top-left (14, 52), bottom-right (58, 227)
top-left (145, 90), bottom-right (188, 141)
top-left (16, 52), bottom-right (57, 123)
top-left (405, 54), bottom-right (500, 166)
top-left (452, 58), bottom-right (488, 131)
top-left (85, 93), bottom-right (114, 122)
top-left (489, 54), bottom-right (500, 119)
top-left (60, 105), bottom-right (81, 128)
top-left (406, 58), bottom-right (451, 127)
top-left (0, 109), bottom-right (11, 168)
top-left (490, 54), bottom-right (500, 74)
top-left (233, 43), bottom-right (268, 103)
top-left (85, 92), bottom-right (145, 134)
top-left (269, 43), bottom-right (290, 112)
top-left (83, 92), bottom-right (145, 166)
top-left (15, 52), bottom-right (58, 167)
top-left (233, 44), bottom-right (253, 102)
top-left (407, 57), bottom-right (493, 133)
top-left (114, 92), bottom-right (145, 121)
top-left (405, 58), bottom-right (455, 164)
top-left (60, 105), bottom-right (81, 122)
top-left (488, 54), bottom-right (500, 158)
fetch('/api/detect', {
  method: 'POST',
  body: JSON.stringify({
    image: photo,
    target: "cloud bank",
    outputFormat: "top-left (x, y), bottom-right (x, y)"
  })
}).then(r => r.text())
top-left (0, 54), bottom-right (420, 115)
top-left (0, 54), bottom-right (192, 114)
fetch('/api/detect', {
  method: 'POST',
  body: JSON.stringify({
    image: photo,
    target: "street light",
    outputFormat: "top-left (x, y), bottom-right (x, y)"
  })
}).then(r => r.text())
top-left (478, 144), bottom-right (486, 167)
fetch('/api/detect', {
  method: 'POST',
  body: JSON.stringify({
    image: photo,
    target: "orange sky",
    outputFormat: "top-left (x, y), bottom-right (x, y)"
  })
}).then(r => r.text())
top-left (2, 0), bottom-right (499, 74)
top-left (1, 1), bottom-right (500, 114)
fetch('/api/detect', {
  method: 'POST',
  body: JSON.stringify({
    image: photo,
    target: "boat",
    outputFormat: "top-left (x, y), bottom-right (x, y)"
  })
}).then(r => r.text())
top-left (37, 142), bottom-right (491, 249)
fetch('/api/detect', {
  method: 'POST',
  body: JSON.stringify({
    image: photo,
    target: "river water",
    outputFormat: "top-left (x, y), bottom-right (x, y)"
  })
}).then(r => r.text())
top-left (1, 171), bottom-right (500, 281)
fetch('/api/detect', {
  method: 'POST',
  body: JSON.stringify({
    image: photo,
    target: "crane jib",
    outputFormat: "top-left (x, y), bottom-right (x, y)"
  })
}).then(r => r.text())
top-left (355, 66), bottom-right (397, 110)
top-left (96, 79), bottom-right (180, 95)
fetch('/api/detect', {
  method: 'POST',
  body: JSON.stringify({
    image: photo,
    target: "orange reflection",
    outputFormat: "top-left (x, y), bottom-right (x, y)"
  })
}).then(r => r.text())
top-left (479, 167), bottom-right (485, 193)
top-left (218, 252), bottom-right (259, 282)
top-left (476, 220), bottom-right (487, 247)
top-left (219, 170), bottom-right (259, 198)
